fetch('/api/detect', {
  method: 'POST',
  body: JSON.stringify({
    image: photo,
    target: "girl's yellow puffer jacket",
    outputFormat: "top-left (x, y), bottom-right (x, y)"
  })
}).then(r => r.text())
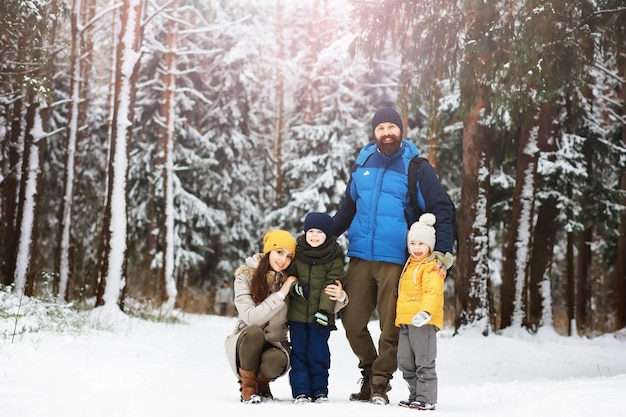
top-left (395, 255), bottom-right (445, 330)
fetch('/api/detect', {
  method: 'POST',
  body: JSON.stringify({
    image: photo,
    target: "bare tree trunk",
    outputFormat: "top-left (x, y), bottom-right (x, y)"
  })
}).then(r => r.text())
top-left (398, 34), bottom-right (412, 141)
top-left (612, 18), bottom-right (626, 320)
top-left (302, 0), bottom-right (319, 126)
top-left (617, 173), bottom-right (626, 330)
top-left (425, 78), bottom-right (441, 165)
top-left (574, 149), bottom-right (593, 334)
top-left (526, 100), bottom-right (558, 331)
top-left (0, 96), bottom-right (22, 288)
top-left (14, 100), bottom-right (41, 296)
top-left (455, 91), bottom-right (492, 334)
top-left (7, 0), bottom-right (59, 297)
top-left (0, 33), bottom-right (31, 288)
top-left (57, 0), bottom-right (87, 300)
top-left (528, 195), bottom-right (558, 330)
top-left (575, 229), bottom-right (592, 334)
top-left (454, 0), bottom-right (493, 334)
top-left (138, 171), bottom-right (159, 303)
top-left (67, 0), bottom-right (98, 303)
top-left (159, 0), bottom-right (180, 311)
top-left (500, 105), bottom-right (542, 329)
top-left (94, 1), bottom-right (119, 306)
top-left (272, 0), bottom-right (285, 209)
top-left (566, 205), bottom-right (575, 335)
top-left (96, 0), bottom-right (144, 309)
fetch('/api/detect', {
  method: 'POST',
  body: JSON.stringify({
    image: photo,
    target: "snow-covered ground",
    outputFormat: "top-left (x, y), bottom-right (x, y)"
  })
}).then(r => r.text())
top-left (1, 310), bottom-right (625, 417)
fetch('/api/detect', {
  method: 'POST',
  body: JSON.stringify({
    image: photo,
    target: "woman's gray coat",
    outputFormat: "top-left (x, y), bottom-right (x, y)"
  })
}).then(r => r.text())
top-left (224, 253), bottom-right (292, 378)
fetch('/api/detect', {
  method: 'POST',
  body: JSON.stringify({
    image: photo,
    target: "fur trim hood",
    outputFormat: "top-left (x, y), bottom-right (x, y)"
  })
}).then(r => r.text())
top-left (234, 253), bottom-right (262, 281)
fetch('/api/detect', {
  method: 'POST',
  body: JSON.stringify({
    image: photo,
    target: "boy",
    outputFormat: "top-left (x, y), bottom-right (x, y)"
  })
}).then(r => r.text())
top-left (288, 212), bottom-right (347, 404)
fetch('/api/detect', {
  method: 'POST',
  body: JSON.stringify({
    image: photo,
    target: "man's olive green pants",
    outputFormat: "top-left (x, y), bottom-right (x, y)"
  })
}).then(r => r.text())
top-left (340, 258), bottom-right (402, 384)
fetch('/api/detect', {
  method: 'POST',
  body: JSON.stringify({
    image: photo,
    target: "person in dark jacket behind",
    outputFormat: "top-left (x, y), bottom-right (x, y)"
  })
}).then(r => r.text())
top-left (332, 107), bottom-right (454, 405)
top-left (287, 212), bottom-right (348, 404)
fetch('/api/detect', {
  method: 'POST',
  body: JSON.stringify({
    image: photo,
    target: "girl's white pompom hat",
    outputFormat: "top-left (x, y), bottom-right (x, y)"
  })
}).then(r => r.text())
top-left (407, 213), bottom-right (437, 252)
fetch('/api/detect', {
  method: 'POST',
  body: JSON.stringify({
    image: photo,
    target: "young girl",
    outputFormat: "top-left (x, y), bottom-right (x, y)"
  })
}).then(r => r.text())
top-left (224, 229), bottom-right (298, 404)
top-left (395, 213), bottom-right (445, 410)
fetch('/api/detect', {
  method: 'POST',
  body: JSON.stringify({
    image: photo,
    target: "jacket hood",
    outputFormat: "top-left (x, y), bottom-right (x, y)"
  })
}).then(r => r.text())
top-left (234, 253), bottom-right (263, 282)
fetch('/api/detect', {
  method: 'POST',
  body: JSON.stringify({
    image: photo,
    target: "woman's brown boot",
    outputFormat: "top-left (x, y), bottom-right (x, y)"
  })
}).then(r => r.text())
top-left (257, 372), bottom-right (273, 400)
top-left (239, 369), bottom-right (260, 403)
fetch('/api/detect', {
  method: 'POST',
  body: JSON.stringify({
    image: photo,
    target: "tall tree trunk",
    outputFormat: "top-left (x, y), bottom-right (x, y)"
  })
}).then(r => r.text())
top-left (566, 195), bottom-right (575, 336)
top-left (10, 0), bottom-right (59, 297)
top-left (96, 0), bottom-right (143, 309)
top-left (57, 0), bottom-right (86, 300)
top-left (0, 32), bottom-right (31, 288)
top-left (615, 19), bottom-right (626, 330)
top-left (1, 96), bottom-right (23, 288)
top-left (526, 100), bottom-right (559, 331)
top-left (272, 0), bottom-right (285, 209)
top-left (138, 154), bottom-right (159, 304)
top-left (76, 0), bottom-right (98, 303)
top-left (94, 1), bottom-right (120, 305)
top-left (617, 173), bottom-right (626, 330)
top-left (575, 230), bottom-right (592, 333)
top-left (574, 144), bottom-right (593, 334)
top-left (527, 195), bottom-right (558, 330)
top-left (455, 89), bottom-right (492, 334)
top-left (398, 33), bottom-right (412, 141)
top-left (425, 76), bottom-right (441, 165)
top-left (302, 0), bottom-right (319, 125)
top-left (574, 228), bottom-right (593, 334)
top-left (454, 0), bottom-right (494, 334)
top-left (500, 105), bottom-right (543, 329)
top-left (159, 0), bottom-right (180, 311)
top-left (14, 100), bottom-right (41, 296)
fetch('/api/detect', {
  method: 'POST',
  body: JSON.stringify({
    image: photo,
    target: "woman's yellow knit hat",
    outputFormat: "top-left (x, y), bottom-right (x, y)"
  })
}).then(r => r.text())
top-left (263, 229), bottom-right (296, 255)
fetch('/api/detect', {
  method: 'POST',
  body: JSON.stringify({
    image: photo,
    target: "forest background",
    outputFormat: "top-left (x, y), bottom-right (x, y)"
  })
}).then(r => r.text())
top-left (0, 0), bottom-right (624, 337)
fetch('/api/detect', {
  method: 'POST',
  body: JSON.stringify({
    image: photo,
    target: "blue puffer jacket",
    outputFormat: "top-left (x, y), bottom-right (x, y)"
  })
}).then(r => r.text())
top-left (333, 140), bottom-right (454, 266)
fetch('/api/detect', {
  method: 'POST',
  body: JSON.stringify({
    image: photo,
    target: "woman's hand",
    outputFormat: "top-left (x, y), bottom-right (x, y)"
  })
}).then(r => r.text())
top-left (280, 275), bottom-right (297, 297)
top-left (324, 280), bottom-right (345, 301)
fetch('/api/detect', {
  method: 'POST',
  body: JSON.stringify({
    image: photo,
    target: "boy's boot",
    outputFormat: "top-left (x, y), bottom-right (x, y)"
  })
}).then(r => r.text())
top-left (256, 372), bottom-right (273, 400)
top-left (238, 369), bottom-right (261, 404)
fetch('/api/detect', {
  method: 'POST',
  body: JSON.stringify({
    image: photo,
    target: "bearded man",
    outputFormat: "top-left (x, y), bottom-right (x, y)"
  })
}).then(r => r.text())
top-left (331, 107), bottom-right (455, 405)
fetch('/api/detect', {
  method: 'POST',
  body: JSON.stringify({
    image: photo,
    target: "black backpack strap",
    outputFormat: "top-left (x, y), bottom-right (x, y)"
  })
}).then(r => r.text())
top-left (407, 156), bottom-right (458, 248)
top-left (405, 156), bottom-right (426, 227)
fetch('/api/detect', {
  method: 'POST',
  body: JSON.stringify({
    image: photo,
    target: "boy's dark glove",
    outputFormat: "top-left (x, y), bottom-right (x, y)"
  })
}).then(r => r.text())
top-left (292, 282), bottom-right (309, 300)
top-left (314, 310), bottom-right (330, 327)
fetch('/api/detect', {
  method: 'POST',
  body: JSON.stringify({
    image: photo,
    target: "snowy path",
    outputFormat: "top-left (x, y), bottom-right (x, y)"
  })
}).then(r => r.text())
top-left (1, 314), bottom-right (625, 417)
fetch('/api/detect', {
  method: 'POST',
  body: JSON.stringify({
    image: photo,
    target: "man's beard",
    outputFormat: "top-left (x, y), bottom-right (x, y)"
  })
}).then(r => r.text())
top-left (376, 135), bottom-right (401, 156)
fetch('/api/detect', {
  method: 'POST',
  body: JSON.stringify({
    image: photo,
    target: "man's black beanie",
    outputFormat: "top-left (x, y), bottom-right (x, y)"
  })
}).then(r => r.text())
top-left (371, 107), bottom-right (403, 135)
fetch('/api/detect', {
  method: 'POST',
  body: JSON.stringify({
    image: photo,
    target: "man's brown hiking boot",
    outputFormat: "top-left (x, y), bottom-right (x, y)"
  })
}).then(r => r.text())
top-left (349, 375), bottom-right (371, 401)
top-left (369, 376), bottom-right (391, 405)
